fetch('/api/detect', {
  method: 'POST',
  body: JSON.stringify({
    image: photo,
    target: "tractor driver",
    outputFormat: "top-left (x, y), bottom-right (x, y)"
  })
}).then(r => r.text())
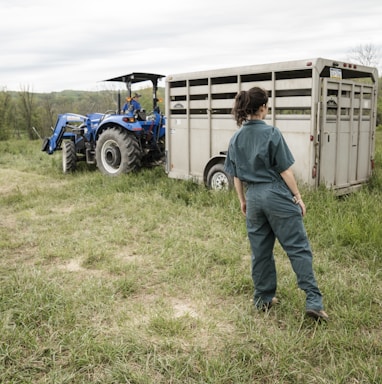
top-left (122, 92), bottom-right (142, 114)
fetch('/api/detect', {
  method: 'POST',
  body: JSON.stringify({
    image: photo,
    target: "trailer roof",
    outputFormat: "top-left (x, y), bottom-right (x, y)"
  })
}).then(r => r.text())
top-left (166, 58), bottom-right (378, 83)
top-left (103, 72), bottom-right (165, 85)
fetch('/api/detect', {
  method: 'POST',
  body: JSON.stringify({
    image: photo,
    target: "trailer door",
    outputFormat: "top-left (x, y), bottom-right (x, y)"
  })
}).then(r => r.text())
top-left (318, 78), bottom-right (375, 193)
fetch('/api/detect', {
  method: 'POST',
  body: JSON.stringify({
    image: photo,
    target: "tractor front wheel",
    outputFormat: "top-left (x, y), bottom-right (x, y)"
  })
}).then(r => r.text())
top-left (62, 140), bottom-right (77, 173)
top-left (96, 128), bottom-right (141, 176)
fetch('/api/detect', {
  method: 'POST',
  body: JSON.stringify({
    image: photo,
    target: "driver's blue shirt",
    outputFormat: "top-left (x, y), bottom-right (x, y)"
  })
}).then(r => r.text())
top-left (123, 99), bottom-right (142, 113)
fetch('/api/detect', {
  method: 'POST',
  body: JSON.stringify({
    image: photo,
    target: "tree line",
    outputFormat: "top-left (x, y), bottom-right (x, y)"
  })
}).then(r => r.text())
top-left (0, 87), bottom-right (162, 141)
top-left (0, 76), bottom-right (381, 142)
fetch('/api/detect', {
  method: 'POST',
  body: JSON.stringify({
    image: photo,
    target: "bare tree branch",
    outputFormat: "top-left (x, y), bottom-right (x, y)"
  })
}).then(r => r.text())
top-left (348, 43), bottom-right (380, 69)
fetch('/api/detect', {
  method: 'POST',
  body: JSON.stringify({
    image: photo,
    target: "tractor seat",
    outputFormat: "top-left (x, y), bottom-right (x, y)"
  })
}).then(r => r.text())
top-left (136, 110), bottom-right (147, 121)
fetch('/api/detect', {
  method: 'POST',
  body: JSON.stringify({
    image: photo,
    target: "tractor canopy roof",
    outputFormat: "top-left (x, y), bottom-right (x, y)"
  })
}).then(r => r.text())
top-left (103, 72), bottom-right (165, 86)
top-left (103, 72), bottom-right (165, 111)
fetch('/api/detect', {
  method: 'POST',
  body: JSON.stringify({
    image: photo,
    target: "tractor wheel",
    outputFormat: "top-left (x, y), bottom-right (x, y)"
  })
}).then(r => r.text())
top-left (206, 163), bottom-right (233, 191)
top-left (95, 127), bottom-right (141, 176)
top-left (62, 141), bottom-right (77, 173)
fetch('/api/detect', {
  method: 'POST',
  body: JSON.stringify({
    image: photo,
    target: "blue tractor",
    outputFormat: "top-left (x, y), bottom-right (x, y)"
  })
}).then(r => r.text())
top-left (41, 72), bottom-right (166, 176)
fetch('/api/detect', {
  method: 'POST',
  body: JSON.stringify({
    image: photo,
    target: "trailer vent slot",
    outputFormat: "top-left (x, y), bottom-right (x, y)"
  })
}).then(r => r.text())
top-left (169, 80), bottom-right (186, 88)
top-left (211, 76), bottom-right (238, 85)
top-left (189, 78), bottom-right (208, 86)
top-left (275, 69), bottom-right (312, 80)
top-left (241, 73), bottom-right (272, 82)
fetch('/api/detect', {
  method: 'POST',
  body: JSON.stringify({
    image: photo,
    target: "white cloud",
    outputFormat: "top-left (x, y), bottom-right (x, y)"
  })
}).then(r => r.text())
top-left (0, 0), bottom-right (381, 92)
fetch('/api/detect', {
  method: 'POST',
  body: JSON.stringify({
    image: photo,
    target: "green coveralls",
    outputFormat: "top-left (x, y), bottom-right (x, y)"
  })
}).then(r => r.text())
top-left (224, 120), bottom-right (323, 311)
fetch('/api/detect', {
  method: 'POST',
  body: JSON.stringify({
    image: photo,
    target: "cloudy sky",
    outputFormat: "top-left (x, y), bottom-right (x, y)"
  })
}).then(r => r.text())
top-left (1, 0), bottom-right (381, 93)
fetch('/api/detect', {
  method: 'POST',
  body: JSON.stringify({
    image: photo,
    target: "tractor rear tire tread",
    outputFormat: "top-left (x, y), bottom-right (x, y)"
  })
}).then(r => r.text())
top-left (95, 127), bottom-right (142, 176)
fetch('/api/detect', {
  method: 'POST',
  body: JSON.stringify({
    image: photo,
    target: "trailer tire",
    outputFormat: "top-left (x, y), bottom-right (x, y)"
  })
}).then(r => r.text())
top-left (96, 127), bottom-right (141, 176)
top-left (206, 163), bottom-right (233, 191)
top-left (62, 141), bottom-right (77, 173)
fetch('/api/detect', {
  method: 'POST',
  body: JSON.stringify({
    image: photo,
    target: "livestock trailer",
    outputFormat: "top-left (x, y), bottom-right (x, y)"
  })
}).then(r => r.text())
top-left (165, 58), bottom-right (378, 194)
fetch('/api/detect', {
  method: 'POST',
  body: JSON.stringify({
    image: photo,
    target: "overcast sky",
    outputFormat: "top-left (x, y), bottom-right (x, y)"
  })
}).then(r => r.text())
top-left (1, 0), bottom-right (381, 93)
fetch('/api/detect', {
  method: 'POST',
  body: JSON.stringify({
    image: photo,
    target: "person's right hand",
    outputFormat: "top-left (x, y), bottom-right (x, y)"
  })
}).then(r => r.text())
top-left (240, 201), bottom-right (246, 216)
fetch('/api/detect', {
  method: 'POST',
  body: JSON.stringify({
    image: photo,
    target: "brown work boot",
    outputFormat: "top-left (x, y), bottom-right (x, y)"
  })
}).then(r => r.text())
top-left (262, 297), bottom-right (279, 312)
top-left (306, 309), bottom-right (329, 322)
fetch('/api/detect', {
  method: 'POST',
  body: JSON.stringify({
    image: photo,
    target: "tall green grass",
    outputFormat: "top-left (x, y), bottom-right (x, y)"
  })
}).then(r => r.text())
top-left (0, 132), bottom-right (381, 383)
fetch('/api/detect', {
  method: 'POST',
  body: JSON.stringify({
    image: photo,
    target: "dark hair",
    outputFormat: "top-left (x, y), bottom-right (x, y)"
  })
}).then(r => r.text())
top-left (231, 87), bottom-right (269, 126)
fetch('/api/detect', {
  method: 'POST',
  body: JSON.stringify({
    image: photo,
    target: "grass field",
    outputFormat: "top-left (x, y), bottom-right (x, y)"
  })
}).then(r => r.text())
top-left (0, 130), bottom-right (381, 383)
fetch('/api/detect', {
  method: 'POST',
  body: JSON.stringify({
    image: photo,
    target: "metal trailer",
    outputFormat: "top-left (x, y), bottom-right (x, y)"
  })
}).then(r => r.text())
top-left (165, 58), bottom-right (378, 195)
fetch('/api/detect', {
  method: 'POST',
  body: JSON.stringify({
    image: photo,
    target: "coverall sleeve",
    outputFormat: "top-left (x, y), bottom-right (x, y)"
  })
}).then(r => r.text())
top-left (270, 128), bottom-right (295, 174)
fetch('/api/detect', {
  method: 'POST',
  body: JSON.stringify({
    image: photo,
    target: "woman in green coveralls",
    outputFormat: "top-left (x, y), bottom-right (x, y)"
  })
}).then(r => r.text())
top-left (224, 87), bottom-right (328, 322)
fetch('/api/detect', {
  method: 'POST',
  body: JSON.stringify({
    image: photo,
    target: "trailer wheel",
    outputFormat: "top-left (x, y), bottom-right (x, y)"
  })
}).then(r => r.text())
top-left (62, 141), bottom-right (77, 173)
top-left (206, 163), bottom-right (233, 190)
top-left (96, 128), bottom-right (141, 176)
